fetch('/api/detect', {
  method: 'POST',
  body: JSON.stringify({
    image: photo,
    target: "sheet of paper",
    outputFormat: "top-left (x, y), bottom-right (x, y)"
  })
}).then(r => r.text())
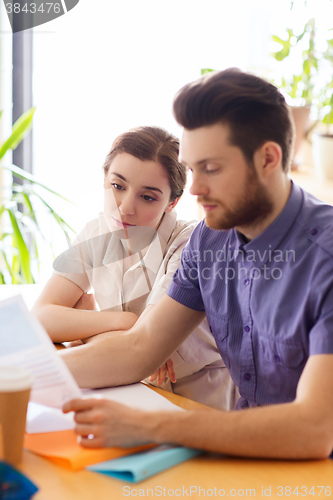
top-left (83, 383), bottom-right (184, 413)
top-left (26, 383), bottom-right (183, 434)
top-left (0, 295), bottom-right (82, 408)
top-left (24, 430), bottom-right (154, 471)
top-left (26, 402), bottom-right (75, 433)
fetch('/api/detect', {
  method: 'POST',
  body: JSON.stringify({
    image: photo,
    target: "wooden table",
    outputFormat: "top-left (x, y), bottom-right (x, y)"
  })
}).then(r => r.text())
top-left (19, 387), bottom-right (333, 500)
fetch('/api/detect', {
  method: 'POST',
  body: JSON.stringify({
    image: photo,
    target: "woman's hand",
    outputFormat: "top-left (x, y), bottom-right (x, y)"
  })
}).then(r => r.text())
top-left (74, 292), bottom-right (98, 311)
top-left (149, 357), bottom-right (176, 385)
top-left (63, 398), bottom-right (153, 448)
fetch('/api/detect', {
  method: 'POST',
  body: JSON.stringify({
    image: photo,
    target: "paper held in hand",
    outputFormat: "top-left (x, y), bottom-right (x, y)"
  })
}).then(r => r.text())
top-left (0, 295), bottom-right (82, 408)
top-left (0, 294), bottom-right (188, 471)
top-left (0, 294), bottom-right (182, 434)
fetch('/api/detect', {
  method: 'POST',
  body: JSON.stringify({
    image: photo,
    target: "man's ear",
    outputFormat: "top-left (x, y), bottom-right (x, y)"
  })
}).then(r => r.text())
top-left (164, 197), bottom-right (180, 213)
top-left (254, 142), bottom-right (283, 178)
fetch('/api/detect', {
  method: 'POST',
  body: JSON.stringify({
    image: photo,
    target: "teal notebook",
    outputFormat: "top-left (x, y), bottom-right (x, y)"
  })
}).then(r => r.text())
top-left (87, 445), bottom-right (202, 483)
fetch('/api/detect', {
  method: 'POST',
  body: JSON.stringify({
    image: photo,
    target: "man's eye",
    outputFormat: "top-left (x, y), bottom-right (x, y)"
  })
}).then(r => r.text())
top-left (142, 195), bottom-right (156, 202)
top-left (111, 183), bottom-right (124, 190)
top-left (205, 167), bottom-right (219, 174)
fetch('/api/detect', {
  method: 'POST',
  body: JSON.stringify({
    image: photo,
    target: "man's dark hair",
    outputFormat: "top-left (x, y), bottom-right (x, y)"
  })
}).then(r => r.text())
top-left (103, 126), bottom-right (186, 201)
top-left (173, 68), bottom-right (295, 172)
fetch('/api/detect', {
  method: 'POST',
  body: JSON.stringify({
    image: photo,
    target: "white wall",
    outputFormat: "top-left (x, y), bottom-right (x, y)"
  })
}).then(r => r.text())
top-left (32, 0), bottom-right (272, 232)
top-left (26, 0), bottom-right (333, 280)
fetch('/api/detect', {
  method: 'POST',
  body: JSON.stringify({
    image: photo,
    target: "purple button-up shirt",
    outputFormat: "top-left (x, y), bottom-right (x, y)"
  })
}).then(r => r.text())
top-left (167, 183), bottom-right (333, 407)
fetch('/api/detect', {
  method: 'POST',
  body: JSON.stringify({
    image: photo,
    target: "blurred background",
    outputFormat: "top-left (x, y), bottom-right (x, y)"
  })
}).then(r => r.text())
top-left (0, 0), bottom-right (332, 283)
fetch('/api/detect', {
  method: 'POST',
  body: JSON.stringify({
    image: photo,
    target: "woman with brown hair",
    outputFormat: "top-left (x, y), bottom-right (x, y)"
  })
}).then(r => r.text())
top-left (33, 126), bottom-right (237, 410)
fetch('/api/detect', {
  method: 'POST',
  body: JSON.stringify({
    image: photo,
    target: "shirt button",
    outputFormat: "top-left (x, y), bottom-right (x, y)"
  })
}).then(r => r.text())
top-left (244, 373), bottom-right (251, 381)
top-left (244, 279), bottom-right (250, 285)
top-left (274, 354), bottom-right (281, 363)
top-left (310, 228), bottom-right (318, 236)
top-left (244, 325), bottom-right (250, 332)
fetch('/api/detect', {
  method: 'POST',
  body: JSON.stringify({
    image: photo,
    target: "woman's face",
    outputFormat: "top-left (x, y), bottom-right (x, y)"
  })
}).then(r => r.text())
top-left (104, 153), bottom-right (177, 231)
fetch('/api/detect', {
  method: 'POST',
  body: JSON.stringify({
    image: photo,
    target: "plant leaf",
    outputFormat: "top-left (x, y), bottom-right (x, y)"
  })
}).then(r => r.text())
top-left (28, 188), bottom-right (75, 234)
top-left (0, 164), bottom-right (74, 203)
top-left (271, 35), bottom-right (287, 45)
top-left (0, 247), bottom-right (23, 284)
top-left (7, 207), bottom-right (34, 283)
top-left (0, 108), bottom-right (36, 160)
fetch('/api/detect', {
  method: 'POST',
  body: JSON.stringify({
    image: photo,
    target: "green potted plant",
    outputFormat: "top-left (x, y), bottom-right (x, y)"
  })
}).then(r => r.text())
top-left (271, 18), bottom-right (333, 171)
top-left (0, 108), bottom-right (75, 284)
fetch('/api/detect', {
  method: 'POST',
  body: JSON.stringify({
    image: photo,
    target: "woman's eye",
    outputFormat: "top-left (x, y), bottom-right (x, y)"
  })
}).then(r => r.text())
top-left (111, 183), bottom-right (124, 190)
top-left (141, 195), bottom-right (156, 202)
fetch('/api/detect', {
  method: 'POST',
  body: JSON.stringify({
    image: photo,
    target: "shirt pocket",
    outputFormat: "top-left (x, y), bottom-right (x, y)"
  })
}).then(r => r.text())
top-left (259, 335), bottom-right (305, 368)
top-left (258, 334), bottom-right (306, 402)
top-left (207, 312), bottom-right (230, 368)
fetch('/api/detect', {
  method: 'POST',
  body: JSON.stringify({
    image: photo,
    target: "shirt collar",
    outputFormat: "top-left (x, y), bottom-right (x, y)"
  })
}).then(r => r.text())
top-left (231, 181), bottom-right (303, 265)
top-left (102, 211), bottom-right (177, 273)
top-left (136, 211), bottom-right (177, 273)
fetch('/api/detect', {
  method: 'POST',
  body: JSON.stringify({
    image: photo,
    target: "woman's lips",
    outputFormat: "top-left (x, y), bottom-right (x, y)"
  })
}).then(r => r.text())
top-left (112, 217), bottom-right (136, 228)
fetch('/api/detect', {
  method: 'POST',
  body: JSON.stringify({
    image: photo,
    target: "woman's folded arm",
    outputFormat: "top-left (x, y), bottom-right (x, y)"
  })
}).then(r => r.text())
top-left (32, 274), bottom-right (138, 343)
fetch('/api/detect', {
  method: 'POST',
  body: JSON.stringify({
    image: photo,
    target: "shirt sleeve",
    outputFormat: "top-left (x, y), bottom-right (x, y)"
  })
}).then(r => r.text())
top-left (52, 222), bottom-right (94, 292)
top-left (147, 223), bottom-right (194, 306)
top-left (308, 266), bottom-right (333, 355)
top-left (166, 222), bottom-right (205, 312)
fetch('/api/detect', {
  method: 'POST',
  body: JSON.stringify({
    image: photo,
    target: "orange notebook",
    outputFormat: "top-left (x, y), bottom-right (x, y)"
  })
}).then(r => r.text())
top-left (24, 430), bottom-right (154, 471)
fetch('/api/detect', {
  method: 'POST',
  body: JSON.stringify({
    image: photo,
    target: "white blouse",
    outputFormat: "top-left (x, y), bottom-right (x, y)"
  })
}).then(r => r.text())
top-left (53, 211), bottom-right (238, 410)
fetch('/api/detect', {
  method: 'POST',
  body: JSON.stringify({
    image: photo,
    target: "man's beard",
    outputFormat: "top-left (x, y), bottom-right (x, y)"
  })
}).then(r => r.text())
top-left (201, 168), bottom-right (274, 231)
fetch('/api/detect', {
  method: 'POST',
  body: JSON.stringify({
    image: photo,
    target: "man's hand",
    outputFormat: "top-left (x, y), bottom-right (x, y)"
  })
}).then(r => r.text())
top-left (149, 357), bottom-right (176, 385)
top-left (74, 292), bottom-right (98, 311)
top-left (63, 398), bottom-right (153, 448)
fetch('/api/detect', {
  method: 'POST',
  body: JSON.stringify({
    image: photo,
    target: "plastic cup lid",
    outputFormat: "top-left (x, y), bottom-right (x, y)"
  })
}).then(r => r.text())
top-left (0, 366), bottom-right (33, 391)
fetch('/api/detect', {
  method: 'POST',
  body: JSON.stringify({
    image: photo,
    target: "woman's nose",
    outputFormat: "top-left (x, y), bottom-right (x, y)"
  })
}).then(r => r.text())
top-left (119, 194), bottom-right (135, 216)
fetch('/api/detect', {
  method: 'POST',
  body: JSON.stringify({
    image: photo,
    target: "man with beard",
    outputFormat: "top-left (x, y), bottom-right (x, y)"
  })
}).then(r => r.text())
top-left (61, 69), bottom-right (333, 459)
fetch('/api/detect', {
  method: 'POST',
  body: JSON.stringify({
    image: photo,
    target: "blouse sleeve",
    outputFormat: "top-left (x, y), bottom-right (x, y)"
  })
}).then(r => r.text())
top-left (52, 220), bottom-right (98, 292)
top-left (146, 221), bottom-right (196, 306)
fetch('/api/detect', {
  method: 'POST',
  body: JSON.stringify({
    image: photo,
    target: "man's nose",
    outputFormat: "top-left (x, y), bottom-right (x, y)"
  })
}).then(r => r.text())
top-left (189, 172), bottom-right (208, 197)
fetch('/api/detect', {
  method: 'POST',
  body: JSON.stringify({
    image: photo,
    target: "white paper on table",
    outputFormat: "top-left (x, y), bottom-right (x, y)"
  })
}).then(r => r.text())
top-left (82, 383), bottom-right (184, 413)
top-left (0, 295), bottom-right (82, 408)
top-left (26, 383), bottom-right (183, 434)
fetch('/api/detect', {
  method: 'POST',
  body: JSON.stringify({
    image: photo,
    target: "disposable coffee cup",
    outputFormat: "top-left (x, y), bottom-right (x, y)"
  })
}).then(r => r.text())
top-left (0, 366), bottom-right (33, 465)
top-left (0, 423), bottom-right (4, 459)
